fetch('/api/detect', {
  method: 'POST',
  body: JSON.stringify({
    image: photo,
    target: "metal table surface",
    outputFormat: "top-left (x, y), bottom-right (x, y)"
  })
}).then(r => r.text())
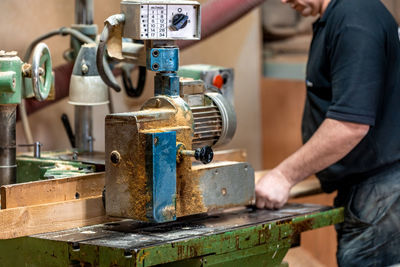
top-left (0, 203), bottom-right (343, 266)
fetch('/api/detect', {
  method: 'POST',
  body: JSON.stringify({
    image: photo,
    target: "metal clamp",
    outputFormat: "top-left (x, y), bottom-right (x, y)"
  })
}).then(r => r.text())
top-left (147, 48), bottom-right (179, 72)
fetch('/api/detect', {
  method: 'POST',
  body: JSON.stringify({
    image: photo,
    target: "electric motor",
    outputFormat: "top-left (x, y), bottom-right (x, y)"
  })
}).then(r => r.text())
top-left (191, 92), bottom-right (236, 149)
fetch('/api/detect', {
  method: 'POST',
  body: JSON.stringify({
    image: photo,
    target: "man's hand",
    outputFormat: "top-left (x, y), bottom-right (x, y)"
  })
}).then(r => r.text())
top-left (255, 118), bottom-right (369, 211)
top-left (255, 169), bottom-right (293, 210)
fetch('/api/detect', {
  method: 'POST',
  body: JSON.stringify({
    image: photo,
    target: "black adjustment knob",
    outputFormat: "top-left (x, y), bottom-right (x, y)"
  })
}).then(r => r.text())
top-left (194, 146), bottom-right (214, 164)
top-left (171, 14), bottom-right (189, 31)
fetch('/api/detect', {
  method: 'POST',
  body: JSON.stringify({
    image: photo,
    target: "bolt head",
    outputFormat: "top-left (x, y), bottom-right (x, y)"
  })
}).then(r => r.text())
top-left (81, 64), bottom-right (89, 74)
top-left (110, 151), bottom-right (121, 165)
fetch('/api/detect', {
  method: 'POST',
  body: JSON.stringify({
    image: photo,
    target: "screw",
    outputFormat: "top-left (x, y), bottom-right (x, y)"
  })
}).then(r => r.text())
top-left (152, 63), bottom-right (159, 70)
top-left (81, 64), bottom-right (89, 74)
top-left (72, 242), bottom-right (80, 251)
top-left (221, 188), bottom-right (227, 196)
top-left (154, 137), bottom-right (159, 145)
top-left (152, 49), bottom-right (159, 57)
top-left (110, 151), bottom-right (121, 165)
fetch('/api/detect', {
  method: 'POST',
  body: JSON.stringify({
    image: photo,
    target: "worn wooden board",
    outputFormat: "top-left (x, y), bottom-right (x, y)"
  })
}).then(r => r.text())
top-left (0, 196), bottom-right (108, 239)
top-left (1, 172), bottom-right (105, 209)
top-left (255, 170), bottom-right (322, 199)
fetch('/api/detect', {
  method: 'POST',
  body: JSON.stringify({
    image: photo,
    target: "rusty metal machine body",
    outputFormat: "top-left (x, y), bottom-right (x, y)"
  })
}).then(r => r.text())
top-left (101, 0), bottom-right (255, 223)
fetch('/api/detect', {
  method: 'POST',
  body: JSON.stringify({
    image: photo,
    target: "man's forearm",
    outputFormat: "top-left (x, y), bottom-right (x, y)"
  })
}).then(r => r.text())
top-left (276, 118), bottom-right (370, 187)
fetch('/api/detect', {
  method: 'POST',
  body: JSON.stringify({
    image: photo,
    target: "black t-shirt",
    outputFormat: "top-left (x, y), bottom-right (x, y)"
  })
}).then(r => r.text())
top-left (303, 0), bottom-right (400, 192)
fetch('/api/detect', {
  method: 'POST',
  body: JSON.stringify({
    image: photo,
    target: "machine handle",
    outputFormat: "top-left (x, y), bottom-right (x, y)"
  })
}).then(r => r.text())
top-left (194, 146), bottom-right (214, 164)
top-left (61, 113), bottom-right (76, 148)
top-left (180, 145), bottom-right (214, 164)
top-left (31, 43), bottom-right (53, 101)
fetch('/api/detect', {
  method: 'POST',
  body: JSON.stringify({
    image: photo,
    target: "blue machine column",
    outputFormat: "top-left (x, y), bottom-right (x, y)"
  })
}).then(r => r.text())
top-left (144, 131), bottom-right (177, 222)
top-left (147, 46), bottom-right (180, 96)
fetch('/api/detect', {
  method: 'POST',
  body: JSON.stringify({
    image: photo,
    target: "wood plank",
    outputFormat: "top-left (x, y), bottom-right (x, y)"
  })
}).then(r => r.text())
top-left (0, 196), bottom-right (108, 239)
top-left (1, 172), bottom-right (105, 209)
top-left (255, 170), bottom-right (322, 199)
top-left (213, 149), bottom-right (247, 162)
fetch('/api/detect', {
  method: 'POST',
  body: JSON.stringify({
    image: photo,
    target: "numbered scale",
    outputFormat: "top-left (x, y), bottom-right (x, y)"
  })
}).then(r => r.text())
top-left (121, 0), bottom-right (201, 40)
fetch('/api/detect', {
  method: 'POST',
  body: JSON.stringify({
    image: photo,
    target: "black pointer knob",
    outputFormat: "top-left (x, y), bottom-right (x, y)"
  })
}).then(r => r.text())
top-left (171, 14), bottom-right (189, 31)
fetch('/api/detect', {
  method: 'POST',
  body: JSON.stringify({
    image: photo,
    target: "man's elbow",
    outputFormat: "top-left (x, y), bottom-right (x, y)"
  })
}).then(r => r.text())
top-left (327, 118), bottom-right (370, 140)
top-left (346, 121), bottom-right (370, 139)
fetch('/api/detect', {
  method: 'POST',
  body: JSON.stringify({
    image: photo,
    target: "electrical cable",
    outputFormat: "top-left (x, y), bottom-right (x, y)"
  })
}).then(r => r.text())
top-left (23, 27), bottom-right (95, 62)
top-left (122, 65), bottom-right (147, 98)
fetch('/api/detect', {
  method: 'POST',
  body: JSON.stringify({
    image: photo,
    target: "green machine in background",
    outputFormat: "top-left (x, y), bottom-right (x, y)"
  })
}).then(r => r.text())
top-left (178, 64), bottom-right (235, 106)
top-left (0, 44), bottom-right (53, 186)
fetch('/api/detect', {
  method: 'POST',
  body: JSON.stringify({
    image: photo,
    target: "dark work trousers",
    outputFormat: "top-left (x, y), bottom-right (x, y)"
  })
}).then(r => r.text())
top-left (334, 163), bottom-right (400, 267)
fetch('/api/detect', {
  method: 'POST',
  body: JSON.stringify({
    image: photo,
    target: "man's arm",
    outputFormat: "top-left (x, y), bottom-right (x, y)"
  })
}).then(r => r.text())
top-left (255, 118), bottom-right (370, 209)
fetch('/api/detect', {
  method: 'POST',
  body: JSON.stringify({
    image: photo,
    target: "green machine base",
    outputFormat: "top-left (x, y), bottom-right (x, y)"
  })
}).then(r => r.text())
top-left (0, 203), bottom-right (343, 266)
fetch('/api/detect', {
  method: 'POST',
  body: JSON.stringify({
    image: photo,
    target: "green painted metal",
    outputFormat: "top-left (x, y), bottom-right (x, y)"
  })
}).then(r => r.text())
top-left (134, 207), bottom-right (342, 266)
top-left (0, 71), bottom-right (16, 93)
top-left (69, 244), bottom-right (134, 267)
top-left (0, 237), bottom-right (71, 267)
top-left (0, 56), bottom-right (22, 104)
top-left (0, 207), bottom-right (343, 266)
top-left (16, 156), bottom-right (95, 183)
top-left (263, 61), bottom-right (307, 81)
top-left (23, 77), bottom-right (35, 98)
top-left (178, 64), bottom-right (224, 80)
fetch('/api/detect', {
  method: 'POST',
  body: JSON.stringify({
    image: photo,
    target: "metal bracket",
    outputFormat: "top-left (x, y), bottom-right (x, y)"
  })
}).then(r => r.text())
top-left (144, 131), bottom-right (177, 222)
top-left (146, 47), bottom-right (179, 72)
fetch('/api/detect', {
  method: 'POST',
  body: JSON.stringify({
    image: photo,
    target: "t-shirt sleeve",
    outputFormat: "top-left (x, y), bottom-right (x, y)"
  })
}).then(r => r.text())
top-left (326, 25), bottom-right (387, 126)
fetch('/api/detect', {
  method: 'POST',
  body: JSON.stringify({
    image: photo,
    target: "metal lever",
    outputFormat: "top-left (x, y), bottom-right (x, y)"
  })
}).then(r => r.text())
top-left (180, 146), bottom-right (214, 164)
top-left (19, 141), bottom-right (42, 158)
top-left (61, 113), bottom-right (76, 148)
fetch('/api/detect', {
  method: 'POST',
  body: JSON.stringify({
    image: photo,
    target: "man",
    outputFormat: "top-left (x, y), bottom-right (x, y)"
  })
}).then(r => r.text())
top-left (256, 0), bottom-right (400, 265)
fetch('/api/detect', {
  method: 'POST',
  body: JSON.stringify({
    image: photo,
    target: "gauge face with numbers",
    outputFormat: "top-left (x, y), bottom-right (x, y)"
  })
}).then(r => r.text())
top-left (122, 1), bottom-right (201, 40)
top-left (140, 4), bottom-right (199, 39)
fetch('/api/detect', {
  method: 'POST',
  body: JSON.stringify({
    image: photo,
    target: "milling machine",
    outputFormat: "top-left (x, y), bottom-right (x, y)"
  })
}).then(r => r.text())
top-left (97, 0), bottom-right (255, 223)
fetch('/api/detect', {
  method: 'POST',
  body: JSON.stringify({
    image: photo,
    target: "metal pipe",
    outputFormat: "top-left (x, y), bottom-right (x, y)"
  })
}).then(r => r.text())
top-left (75, 0), bottom-right (94, 25)
top-left (19, 100), bottom-right (34, 147)
top-left (33, 142), bottom-right (41, 158)
top-left (0, 104), bottom-right (17, 185)
top-left (177, 0), bottom-right (266, 49)
top-left (74, 105), bottom-right (93, 152)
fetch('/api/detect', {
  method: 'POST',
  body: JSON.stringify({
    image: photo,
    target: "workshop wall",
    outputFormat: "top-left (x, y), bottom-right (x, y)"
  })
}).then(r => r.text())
top-left (0, 0), bottom-right (262, 170)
